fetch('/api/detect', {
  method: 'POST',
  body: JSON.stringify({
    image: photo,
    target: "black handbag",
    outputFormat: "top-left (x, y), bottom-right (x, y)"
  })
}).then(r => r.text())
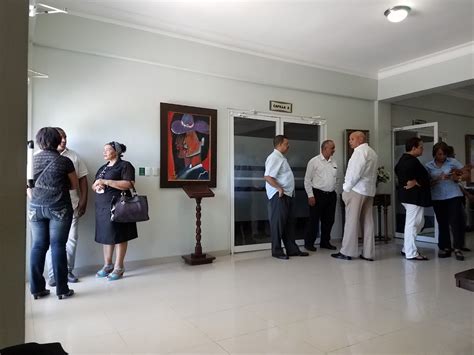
top-left (110, 184), bottom-right (149, 223)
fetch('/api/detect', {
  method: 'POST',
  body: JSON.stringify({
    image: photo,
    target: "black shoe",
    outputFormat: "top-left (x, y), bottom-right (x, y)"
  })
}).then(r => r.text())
top-left (359, 254), bottom-right (374, 261)
top-left (272, 253), bottom-right (289, 260)
top-left (48, 278), bottom-right (56, 287)
top-left (461, 247), bottom-right (471, 252)
top-left (320, 243), bottom-right (337, 250)
top-left (400, 251), bottom-right (406, 257)
top-left (454, 250), bottom-right (465, 261)
top-left (331, 252), bottom-right (352, 260)
top-left (33, 290), bottom-right (50, 300)
top-left (438, 250), bottom-right (452, 258)
top-left (58, 289), bottom-right (74, 300)
top-left (68, 272), bottom-right (79, 283)
top-left (288, 251), bottom-right (309, 257)
top-left (304, 245), bottom-right (317, 252)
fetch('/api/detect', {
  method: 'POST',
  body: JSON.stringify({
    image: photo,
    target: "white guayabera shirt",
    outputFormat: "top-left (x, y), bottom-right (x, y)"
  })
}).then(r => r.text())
top-left (343, 143), bottom-right (378, 197)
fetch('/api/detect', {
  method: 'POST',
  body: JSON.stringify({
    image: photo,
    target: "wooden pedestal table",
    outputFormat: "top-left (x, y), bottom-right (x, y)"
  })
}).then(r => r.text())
top-left (182, 184), bottom-right (216, 265)
top-left (373, 194), bottom-right (391, 243)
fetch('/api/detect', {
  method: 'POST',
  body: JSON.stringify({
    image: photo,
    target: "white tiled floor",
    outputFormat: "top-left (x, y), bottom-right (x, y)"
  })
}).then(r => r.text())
top-left (26, 239), bottom-right (474, 354)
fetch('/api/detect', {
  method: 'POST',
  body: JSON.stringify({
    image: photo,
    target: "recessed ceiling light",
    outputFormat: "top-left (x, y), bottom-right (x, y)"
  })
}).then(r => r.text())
top-left (384, 5), bottom-right (411, 23)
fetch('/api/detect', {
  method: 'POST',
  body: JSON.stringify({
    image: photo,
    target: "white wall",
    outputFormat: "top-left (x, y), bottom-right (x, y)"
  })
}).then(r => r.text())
top-left (378, 43), bottom-right (474, 101)
top-left (31, 15), bottom-right (376, 268)
top-left (391, 104), bottom-right (474, 165)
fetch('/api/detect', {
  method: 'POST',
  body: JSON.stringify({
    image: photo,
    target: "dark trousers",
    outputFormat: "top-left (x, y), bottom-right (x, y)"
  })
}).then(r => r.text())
top-left (305, 189), bottom-right (337, 247)
top-left (268, 194), bottom-right (300, 255)
top-left (432, 196), bottom-right (465, 250)
top-left (29, 204), bottom-right (72, 295)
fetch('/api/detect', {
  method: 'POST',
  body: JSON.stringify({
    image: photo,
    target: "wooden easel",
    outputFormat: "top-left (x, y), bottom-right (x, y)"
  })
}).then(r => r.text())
top-left (182, 184), bottom-right (216, 265)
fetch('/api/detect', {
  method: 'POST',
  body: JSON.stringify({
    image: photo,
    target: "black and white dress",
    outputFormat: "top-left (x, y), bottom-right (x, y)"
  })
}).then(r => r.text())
top-left (94, 159), bottom-right (138, 245)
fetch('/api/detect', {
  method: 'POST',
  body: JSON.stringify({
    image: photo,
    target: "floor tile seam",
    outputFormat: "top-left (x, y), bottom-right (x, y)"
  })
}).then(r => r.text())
top-left (212, 324), bottom-right (280, 342)
top-left (328, 311), bottom-right (405, 337)
top-left (183, 316), bottom-right (230, 344)
top-left (318, 330), bottom-right (381, 354)
top-left (34, 326), bottom-right (120, 343)
top-left (179, 303), bottom-right (259, 321)
top-left (422, 316), bottom-right (474, 339)
top-left (267, 310), bottom-right (339, 329)
top-left (298, 337), bottom-right (328, 353)
top-left (276, 313), bottom-right (380, 344)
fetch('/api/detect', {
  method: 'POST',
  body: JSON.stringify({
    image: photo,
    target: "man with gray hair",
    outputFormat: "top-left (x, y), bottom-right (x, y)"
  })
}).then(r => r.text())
top-left (304, 140), bottom-right (338, 251)
top-left (332, 131), bottom-right (378, 261)
top-left (46, 128), bottom-right (89, 285)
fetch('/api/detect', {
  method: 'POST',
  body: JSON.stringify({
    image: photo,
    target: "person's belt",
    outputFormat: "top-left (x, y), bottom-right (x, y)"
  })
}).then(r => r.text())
top-left (313, 188), bottom-right (335, 194)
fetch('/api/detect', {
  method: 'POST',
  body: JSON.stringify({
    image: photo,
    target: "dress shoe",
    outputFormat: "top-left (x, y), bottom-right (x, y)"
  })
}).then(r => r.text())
top-left (359, 254), bottom-right (374, 261)
top-left (272, 253), bottom-right (289, 260)
top-left (461, 247), bottom-right (471, 252)
top-left (33, 290), bottom-right (50, 300)
top-left (438, 249), bottom-right (451, 258)
top-left (67, 272), bottom-right (79, 283)
top-left (288, 251), bottom-right (309, 257)
top-left (320, 243), bottom-right (337, 250)
top-left (304, 245), bottom-right (317, 252)
top-left (57, 289), bottom-right (74, 300)
top-left (331, 252), bottom-right (352, 260)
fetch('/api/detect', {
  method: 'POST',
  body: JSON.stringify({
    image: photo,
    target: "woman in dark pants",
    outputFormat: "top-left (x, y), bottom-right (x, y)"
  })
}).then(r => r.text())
top-left (28, 127), bottom-right (78, 299)
top-left (92, 141), bottom-right (137, 280)
top-left (426, 142), bottom-right (467, 260)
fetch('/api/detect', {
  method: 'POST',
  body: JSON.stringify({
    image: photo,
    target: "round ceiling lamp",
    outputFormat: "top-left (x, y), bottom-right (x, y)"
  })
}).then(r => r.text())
top-left (384, 5), bottom-right (411, 23)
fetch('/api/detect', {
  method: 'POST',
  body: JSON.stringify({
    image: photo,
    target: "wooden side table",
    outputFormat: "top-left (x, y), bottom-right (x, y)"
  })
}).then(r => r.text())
top-left (373, 194), bottom-right (391, 243)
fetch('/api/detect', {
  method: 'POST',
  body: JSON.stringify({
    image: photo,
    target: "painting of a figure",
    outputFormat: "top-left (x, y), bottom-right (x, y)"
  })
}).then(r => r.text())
top-left (160, 103), bottom-right (217, 188)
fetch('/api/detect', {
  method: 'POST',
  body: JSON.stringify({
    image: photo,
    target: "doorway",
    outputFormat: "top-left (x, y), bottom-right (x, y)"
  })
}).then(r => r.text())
top-left (230, 111), bottom-right (325, 253)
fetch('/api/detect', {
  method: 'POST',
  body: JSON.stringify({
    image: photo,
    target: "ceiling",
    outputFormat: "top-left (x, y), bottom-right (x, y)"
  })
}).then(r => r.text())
top-left (35, 0), bottom-right (474, 78)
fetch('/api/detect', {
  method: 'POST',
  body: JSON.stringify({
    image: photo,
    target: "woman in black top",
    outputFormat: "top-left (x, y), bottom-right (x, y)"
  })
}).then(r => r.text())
top-left (28, 127), bottom-right (78, 299)
top-left (92, 141), bottom-right (137, 281)
top-left (394, 137), bottom-right (431, 260)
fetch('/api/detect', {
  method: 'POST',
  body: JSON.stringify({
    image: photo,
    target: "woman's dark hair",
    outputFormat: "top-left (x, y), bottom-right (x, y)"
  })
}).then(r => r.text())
top-left (432, 141), bottom-right (449, 158)
top-left (446, 145), bottom-right (455, 158)
top-left (36, 127), bottom-right (61, 150)
top-left (107, 141), bottom-right (127, 158)
top-left (405, 137), bottom-right (422, 152)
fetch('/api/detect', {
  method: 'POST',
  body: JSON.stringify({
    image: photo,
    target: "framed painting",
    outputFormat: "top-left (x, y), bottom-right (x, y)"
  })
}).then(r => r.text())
top-left (343, 129), bottom-right (370, 169)
top-left (465, 134), bottom-right (474, 186)
top-left (160, 103), bottom-right (217, 188)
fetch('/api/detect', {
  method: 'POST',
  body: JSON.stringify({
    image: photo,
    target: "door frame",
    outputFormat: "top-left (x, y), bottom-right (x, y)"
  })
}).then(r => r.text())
top-left (229, 109), bottom-right (326, 253)
top-left (392, 122), bottom-right (439, 243)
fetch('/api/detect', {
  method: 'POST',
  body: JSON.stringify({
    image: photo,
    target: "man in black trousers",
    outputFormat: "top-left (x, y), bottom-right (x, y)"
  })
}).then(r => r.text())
top-left (264, 135), bottom-right (309, 260)
top-left (304, 140), bottom-right (338, 251)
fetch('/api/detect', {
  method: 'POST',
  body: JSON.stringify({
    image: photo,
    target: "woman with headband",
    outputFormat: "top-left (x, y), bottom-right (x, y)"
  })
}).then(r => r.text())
top-left (92, 141), bottom-right (137, 280)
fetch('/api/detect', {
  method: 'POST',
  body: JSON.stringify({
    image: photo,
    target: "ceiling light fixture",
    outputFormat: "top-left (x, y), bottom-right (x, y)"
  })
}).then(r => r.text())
top-left (384, 5), bottom-right (411, 23)
top-left (29, 3), bottom-right (68, 17)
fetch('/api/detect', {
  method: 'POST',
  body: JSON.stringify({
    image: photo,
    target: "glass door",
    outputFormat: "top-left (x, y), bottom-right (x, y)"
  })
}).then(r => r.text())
top-left (281, 119), bottom-right (320, 245)
top-left (392, 123), bottom-right (438, 243)
top-left (231, 113), bottom-right (322, 253)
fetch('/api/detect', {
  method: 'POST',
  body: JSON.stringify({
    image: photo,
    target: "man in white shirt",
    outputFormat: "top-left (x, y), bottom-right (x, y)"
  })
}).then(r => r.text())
top-left (304, 140), bottom-right (338, 251)
top-left (332, 131), bottom-right (378, 261)
top-left (46, 128), bottom-right (89, 285)
top-left (264, 135), bottom-right (309, 260)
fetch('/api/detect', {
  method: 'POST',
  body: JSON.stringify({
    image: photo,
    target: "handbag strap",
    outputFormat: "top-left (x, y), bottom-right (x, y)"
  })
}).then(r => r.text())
top-left (129, 181), bottom-right (138, 196)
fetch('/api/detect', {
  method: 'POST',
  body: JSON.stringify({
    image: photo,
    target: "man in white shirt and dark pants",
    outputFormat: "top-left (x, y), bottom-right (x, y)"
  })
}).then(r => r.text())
top-left (332, 131), bottom-right (378, 261)
top-left (264, 135), bottom-right (309, 260)
top-left (304, 140), bottom-right (338, 251)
